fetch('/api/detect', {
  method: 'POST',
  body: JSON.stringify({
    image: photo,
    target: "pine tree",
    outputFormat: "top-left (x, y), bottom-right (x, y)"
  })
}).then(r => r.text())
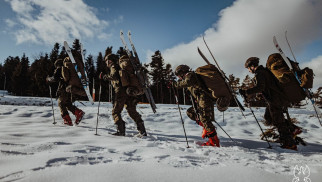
top-left (149, 50), bottom-right (168, 103)
top-left (85, 54), bottom-right (95, 94)
top-left (3, 56), bottom-right (20, 93)
top-left (50, 43), bottom-right (60, 64)
top-left (313, 87), bottom-right (322, 107)
top-left (241, 75), bottom-right (265, 107)
top-left (29, 54), bottom-right (52, 97)
top-left (96, 52), bottom-right (109, 102)
top-left (0, 64), bottom-right (4, 90)
top-left (12, 54), bottom-right (30, 96)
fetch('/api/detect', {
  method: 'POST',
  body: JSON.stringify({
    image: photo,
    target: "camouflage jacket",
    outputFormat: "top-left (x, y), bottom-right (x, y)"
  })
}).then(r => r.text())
top-left (174, 71), bottom-right (210, 100)
top-left (102, 64), bottom-right (123, 93)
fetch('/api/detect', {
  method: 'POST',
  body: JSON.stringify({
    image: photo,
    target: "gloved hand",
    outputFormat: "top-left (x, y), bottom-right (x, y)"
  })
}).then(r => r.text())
top-left (239, 89), bottom-right (247, 98)
top-left (46, 76), bottom-right (54, 83)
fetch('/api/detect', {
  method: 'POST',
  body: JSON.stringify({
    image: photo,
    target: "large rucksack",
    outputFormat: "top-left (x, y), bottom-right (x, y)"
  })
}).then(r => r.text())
top-left (61, 56), bottom-right (86, 97)
top-left (195, 64), bottom-right (231, 99)
top-left (266, 53), bottom-right (313, 103)
top-left (118, 55), bottom-right (144, 96)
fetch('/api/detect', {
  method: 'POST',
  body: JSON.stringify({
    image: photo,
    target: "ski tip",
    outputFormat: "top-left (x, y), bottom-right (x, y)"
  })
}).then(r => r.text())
top-left (120, 30), bottom-right (123, 34)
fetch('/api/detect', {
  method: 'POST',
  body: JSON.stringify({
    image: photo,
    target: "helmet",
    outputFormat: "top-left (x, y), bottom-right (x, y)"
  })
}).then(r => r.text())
top-left (216, 97), bottom-right (230, 112)
top-left (175, 65), bottom-right (190, 77)
top-left (105, 53), bottom-right (119, 63)
top-left (245, 57), bottom-right (259, 68)
top-left (54, 59), bottom-right (63, 68)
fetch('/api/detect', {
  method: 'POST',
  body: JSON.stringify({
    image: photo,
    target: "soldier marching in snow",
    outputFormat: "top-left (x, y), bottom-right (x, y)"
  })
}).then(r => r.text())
top-left (99, 47), bottom-right (147, 137)
top-left (239, 57), bottom-right (302, 150)
top-left (46, 58), bottom-right (85, 126)
top-left (173, 65), bottom-right (231, 147)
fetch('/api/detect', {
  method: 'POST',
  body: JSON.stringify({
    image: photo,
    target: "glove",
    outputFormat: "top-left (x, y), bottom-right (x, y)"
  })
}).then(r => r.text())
top-left (46, 76), bottom-right (54, 83)
top-left (239, 89), bottom-right (247, 98)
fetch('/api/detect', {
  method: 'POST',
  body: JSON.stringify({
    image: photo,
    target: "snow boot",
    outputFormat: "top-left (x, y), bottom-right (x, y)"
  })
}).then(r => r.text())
top-left (73, 109), bottom-right (85, 125)
top-left (136, 122), bottom-right (147, 137)
top-left (62, 114), bottom-right (73, 126)
top-left (201, 129), bottom-right (220, 147)
top-left (280, 143), bottom-right (297, 151)
top-left (202, 135), bottom-right (220, 147)
top-left (112, 121), bottom-right (125, 136)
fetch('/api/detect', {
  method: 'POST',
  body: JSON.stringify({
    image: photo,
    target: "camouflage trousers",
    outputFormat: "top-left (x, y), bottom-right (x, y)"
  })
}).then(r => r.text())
top-left (112, 90), bottom-right (143, 126)
top-left (186, 94), bottom-right (216, 133)
top-left (58, 89), bottom-right (77, 116)
top-left (264, 103), bottom-right (295, 146)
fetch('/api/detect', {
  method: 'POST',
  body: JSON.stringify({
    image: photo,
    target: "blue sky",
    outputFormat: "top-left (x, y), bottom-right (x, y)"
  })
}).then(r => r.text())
top-left (0, 0), bottom-right (234, 62)
top-left (1, 0), bottom-right (322, 87)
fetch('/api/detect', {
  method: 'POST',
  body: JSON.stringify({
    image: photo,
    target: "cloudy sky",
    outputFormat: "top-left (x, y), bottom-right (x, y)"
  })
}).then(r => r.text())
top-left (1, 0), bottom-right (322, 88)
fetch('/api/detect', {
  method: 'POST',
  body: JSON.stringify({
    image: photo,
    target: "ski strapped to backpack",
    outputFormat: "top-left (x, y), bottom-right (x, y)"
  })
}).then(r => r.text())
top-left (273, 36), bottom-right (322, 126)
top-left (119, 30), bottom-right (157, 113)
top-left (64, 41), bottom-right (94, 105)
top-left (197, 39), bottom-right (245, 118)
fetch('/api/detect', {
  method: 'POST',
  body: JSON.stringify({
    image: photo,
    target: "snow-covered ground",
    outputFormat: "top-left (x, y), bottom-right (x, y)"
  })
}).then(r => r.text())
top-left (0, 94), bottom-right (322, 182)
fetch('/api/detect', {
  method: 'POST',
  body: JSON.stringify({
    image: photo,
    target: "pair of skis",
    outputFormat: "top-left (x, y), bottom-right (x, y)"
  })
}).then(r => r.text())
top-left (120, 30), bottom-right (157, 113)
top-left (64, 41), bottom-right (94, 105)
top-left (273, 34), bottom-right (322, 126)
top-left (198, 37), bottom-right (246, 118)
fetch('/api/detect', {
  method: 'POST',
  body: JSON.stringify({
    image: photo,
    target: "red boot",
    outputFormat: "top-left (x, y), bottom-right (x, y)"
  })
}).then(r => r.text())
top-left (74, 109), bottom-right (85, 125)
top-left (63, 114), bottom-right (73, 126)
top-left (202, 135), bottom-right (220, 147)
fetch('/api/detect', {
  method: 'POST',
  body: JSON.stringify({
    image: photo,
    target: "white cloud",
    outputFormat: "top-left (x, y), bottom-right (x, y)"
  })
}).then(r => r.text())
top-left (162, 0), bottom-right (322, 81)
top-left (5, 0), bottom-right (109, 45)
top-left (5, 19), bottom-right (17, 28)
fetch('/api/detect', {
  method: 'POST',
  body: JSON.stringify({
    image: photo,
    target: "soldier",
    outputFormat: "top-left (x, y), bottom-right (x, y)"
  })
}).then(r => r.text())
top-left (173, 65), bottom-right (220, 147)
top-left (46, 58), bottom-right (85, 126)
top-left (99, 47), bottom-right (147, 137)
top-left (239, 57), bottom-right (297, 150)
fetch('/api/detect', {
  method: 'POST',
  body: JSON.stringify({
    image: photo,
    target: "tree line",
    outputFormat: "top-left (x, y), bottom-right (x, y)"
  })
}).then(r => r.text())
top-left (0, 39), bottom-right (321, 107)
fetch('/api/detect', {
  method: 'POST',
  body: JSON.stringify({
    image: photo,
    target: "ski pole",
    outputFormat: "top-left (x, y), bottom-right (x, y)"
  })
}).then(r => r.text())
top-left (249, 106), bottom-right (272, 149)
top-left (49, 85), bottom-right (56, 125)
top-left (213, 119), bottom-right (237, 144)
top-left (171, 83), bottom-right (190, 148)
top-left (95, 80), bottom-right (102, 135)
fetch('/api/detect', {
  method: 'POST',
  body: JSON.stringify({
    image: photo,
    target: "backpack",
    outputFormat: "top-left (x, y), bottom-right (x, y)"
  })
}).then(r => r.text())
top-left (61, 57), bottom-right (86, 97)
top-left (195, 64), bottom-right (231, 99)
top-left (266, 53), bottom-right (311, 103)
top-left (118, 55), bottom-right (144, 96)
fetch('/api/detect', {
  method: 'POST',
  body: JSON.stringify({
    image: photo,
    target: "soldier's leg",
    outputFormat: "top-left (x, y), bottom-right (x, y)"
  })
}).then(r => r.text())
top-left (125, 97), bottom-right (146, 136)
top-left (198, 95), bottom-right (216, 133)
top-left (268, 104), bottom-right (296, 148)
top-left (112, 92), bottom-right (126, 135)
top-left (58, 91), bottom-right (73, 126)
top-left (198, 95), bottom-right (219, 147)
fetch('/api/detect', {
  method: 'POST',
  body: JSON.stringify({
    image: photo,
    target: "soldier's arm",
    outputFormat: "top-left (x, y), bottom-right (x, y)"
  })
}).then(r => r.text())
top-left (102, 65), bottom-right (119, 81)
top-left (245, 71), bottom-right (265, 95)
top-left (174, 72), bottom-right (197, 89)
